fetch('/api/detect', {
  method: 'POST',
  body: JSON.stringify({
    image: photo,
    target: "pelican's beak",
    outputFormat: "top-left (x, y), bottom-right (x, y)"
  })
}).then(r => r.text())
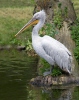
top-left (15, 18), bottom-right (39, 37)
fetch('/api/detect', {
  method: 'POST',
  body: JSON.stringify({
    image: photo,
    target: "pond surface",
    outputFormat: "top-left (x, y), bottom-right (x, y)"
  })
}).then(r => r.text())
top-left (0, 50), bottom-right (79, 100)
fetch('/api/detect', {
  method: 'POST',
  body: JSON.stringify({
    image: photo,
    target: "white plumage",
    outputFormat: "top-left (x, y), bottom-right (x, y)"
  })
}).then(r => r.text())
top-left (15, 10), bottom-right (72, 75)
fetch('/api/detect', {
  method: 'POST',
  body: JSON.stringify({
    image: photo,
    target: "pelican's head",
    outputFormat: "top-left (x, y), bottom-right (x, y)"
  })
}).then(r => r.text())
top-left (33, 10), bottom-right (46, 21)
top-left (15, 10), bottom-right (46, 36)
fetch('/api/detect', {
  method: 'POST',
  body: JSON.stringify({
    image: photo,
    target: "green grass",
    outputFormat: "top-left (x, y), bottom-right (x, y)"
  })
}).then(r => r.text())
top-left (0, 7), bottom-right (33, 45)
top-left (0, 0), bottom-right (35, 8)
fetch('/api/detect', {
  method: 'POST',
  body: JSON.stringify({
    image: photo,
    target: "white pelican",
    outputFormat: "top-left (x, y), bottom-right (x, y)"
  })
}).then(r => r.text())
top-left (15, 10), bottom-right (72, 76)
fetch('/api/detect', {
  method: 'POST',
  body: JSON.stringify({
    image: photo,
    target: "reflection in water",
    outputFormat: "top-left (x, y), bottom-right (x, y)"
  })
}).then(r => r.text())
top-left (0, 50), bottom-right (79, 100)
top-left (58, 89), bottom-right (72, 100)
top-left (27, 86), bottom-right (78, 100)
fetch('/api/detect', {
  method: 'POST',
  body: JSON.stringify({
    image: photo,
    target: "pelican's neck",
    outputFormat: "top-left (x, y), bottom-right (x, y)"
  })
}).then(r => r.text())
top-left (32, 19), bottom-right (45, 38)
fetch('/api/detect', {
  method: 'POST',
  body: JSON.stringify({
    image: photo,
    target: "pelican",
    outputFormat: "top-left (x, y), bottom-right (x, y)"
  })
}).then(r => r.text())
top-left (15, 10), bottom-right (72, 76)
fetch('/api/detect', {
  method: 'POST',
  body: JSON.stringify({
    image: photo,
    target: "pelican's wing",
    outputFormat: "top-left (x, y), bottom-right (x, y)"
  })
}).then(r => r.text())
top-left (43, 35), bottom-right (71, 55)
top-left (41, 35), bottom-right (72, 73)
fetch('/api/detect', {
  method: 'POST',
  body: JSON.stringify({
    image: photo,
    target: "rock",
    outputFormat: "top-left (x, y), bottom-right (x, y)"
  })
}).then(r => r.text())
top-left (30, 75), bottom-right (79, 87)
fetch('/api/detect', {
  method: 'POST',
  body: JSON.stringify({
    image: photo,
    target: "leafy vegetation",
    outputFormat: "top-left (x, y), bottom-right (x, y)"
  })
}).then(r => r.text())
top-left (70, 18), bottom-right (79, 63)
top-left (40, 23), bottom-right (58, 37)
top-left (72, 0), bottom-right (79, 17)
top-left (53, 3), bottom-right (63, 29)
top-left (53, 3), bottom-right (68, 29)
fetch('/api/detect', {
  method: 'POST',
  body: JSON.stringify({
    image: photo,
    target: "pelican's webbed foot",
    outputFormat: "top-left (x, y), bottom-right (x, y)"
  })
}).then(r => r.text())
top-left (43, 65), bottom-right (54, 76)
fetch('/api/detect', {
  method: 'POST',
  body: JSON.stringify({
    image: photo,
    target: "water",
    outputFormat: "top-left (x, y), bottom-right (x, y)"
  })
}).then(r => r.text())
top-left (0, 50), bottom-right (79, 100)
top-left (0, 50), bottom-right (38, 100)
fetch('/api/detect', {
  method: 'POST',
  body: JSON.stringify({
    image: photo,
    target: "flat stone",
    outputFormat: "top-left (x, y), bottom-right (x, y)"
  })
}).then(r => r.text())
top-left (30, 75), bottom-right (79, 87)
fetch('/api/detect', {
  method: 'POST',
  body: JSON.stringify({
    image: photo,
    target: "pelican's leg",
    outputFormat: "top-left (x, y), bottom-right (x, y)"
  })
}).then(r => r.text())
top-left (43, 65), bottom-right (54, 76)
top-left (50, 65), bottom-right (54, 73)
